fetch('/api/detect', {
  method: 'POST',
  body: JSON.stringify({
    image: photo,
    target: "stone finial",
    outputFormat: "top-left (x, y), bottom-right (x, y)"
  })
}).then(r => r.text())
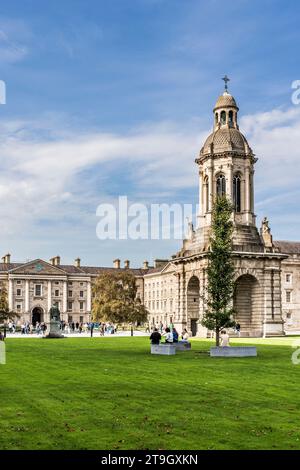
top-left (143, 260), bottom-right (149, 269)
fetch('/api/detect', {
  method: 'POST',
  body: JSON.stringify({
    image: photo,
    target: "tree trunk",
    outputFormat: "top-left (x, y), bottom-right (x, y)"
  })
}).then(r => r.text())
top-left (215, 328), bottom-right (220, 347)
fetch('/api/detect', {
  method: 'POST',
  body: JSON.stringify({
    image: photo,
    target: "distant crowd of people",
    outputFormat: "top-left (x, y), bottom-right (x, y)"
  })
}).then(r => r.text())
top-left (4, 320), bottom-right (118, 337)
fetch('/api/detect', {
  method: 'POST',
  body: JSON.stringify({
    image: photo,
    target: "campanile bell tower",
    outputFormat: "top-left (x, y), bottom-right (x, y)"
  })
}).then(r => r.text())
top-left (195, 77), bottom-right (262, 251)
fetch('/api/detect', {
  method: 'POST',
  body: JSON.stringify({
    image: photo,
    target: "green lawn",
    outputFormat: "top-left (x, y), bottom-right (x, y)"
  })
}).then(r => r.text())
top-left (1, 336), bottom-right (300, 450)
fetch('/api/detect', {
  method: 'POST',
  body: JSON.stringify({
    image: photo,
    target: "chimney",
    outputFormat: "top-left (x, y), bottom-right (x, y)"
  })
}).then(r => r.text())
top-left (50, 256), bottom-right (60, 266)
top-left (113, 259), bottom-right (121, 269)
top-left (75, 257), bottom-right (81, 268)
top-left (2, 253), bottom-right (11, 264)
top-left (124, 260), bottom-right (130, 269)
top-left (143, 260), bottom-right (149, 269)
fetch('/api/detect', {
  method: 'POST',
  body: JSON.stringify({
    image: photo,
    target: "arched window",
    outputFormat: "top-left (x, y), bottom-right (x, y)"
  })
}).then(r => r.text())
top-left (233, 174), bottom-right (241, 212)
top-left (216, 174), bottom-right (226, 197)
top-left (228, 110), bottom-right (233, 125)
top-left (220, 110), bottom-right (226, 124)
top-left (215, 112), bottom-right (218, 124)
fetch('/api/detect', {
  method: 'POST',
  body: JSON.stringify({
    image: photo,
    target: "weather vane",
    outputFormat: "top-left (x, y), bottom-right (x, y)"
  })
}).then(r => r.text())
top-left (222, 75), bottom-right (230, 92)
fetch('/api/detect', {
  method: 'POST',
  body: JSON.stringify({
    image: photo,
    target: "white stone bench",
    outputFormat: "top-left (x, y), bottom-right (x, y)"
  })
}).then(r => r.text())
top-left (151, 343), bottom-right (176, 355)
top-left (175, 341), bottom-right (191, 351)
top-left (210, 346), bottom-right (257, 357)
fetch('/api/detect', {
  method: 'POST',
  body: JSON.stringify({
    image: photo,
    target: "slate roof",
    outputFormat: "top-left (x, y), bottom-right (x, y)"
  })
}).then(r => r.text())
top-left (0, 260), bottom-right (153, 276)
top-left (274, 241), bottom-right (300, 255)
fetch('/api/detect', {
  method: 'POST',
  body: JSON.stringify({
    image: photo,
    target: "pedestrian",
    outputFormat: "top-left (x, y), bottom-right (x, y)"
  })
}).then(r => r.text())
top-left (235, 323), bottom-right (241, 337)
top-left (90, 322), bottom-right (94, 337)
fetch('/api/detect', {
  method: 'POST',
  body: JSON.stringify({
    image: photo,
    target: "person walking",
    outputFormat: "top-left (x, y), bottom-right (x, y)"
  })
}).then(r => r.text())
top-left (235, 323), bottom-right (241, 337)
top-left (90, 322), bottom-right (94, 338)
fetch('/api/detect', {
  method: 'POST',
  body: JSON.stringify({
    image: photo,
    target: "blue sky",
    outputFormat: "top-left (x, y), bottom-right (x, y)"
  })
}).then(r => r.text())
top-left (0, 0), bottom-right (300, 267)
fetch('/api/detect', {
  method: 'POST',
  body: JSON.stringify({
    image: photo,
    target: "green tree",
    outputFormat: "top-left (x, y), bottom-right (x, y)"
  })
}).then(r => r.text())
top-left (0, 285), bottom-right (10, 323)
top-left (201, 195), bottom-right (236, 346)
top-left (92, 271), bottom-right (148, 325)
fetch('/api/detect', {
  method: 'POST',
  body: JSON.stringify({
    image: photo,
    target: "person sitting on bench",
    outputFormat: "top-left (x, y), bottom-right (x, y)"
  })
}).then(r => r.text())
top-left (150, 328), bottom-right (161, 345)
top-left (164, 327), bottom-right (173, 343)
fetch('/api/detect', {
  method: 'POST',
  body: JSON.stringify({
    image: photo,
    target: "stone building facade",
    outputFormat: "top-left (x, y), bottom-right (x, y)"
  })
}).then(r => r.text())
top-left (143, 88), bottom-right (300, 337)
top-left (0, 255), bottom-right (146, 325)
top-left (1, 86), bottom-right (300, 336)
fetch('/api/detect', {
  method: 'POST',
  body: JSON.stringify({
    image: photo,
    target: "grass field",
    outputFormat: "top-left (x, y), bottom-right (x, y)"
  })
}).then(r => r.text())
top-left (1, 336), bottom-right (300, 450)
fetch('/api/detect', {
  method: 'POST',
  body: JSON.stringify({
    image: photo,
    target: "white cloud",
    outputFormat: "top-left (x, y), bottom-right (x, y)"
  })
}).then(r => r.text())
top-left (0, 104), bottom-right (300, 262)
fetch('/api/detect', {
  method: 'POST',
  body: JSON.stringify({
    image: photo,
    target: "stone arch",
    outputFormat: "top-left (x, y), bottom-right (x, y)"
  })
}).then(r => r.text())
top-left (220, 110), bottom-right (226, 124)
top-left (31, 306), bottom-right (44, 325)
top-left (233, 274), bottom-right (263, 336)
top-left (186, 275), bottom-right (200, 336)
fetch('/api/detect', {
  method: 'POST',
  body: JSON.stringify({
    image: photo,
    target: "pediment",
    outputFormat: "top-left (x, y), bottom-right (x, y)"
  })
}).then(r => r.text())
top-left (160, 262), bottom-right (176, 274)
top-left (9, 259), bottom-right (66, 276)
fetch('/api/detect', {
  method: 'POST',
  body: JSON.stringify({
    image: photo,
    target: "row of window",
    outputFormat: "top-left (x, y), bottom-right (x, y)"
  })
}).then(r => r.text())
top-left (15, 301), bottom-right (86, 313)
top-left (145, 289), bottom-right (173, 300)
top-left (144, 279), bottom-right (172, 290)
top-left (215, 110), bottom-right (237, 126)
top-left (208, 174), bottom-right (242, 212)
top-left (145, 299), bottom-right (173, 311)
top-left (15, 285), bottom-right (86, 298)
top-left (15, 280), bottom-right (85, 286)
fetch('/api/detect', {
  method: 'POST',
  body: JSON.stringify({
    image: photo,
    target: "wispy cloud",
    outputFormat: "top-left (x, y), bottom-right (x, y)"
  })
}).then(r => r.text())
top-left (0, 104), bottom-right (300, 262)
top-left (0, 18), bottom-right (31, 63)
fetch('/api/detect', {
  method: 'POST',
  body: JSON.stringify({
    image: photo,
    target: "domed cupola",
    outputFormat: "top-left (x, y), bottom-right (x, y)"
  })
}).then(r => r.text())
top-left (199, 76), bottom-right (253, 157)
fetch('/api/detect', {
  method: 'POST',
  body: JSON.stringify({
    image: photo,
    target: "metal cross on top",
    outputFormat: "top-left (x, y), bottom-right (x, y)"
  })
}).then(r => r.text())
top-left (222, 75), bottom-right (230, 92)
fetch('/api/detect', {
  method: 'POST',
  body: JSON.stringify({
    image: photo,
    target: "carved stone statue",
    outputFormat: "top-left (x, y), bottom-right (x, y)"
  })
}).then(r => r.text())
top-left (261, 216), bottom-right (271, 234)
top-left (260, 216), bottom-right (273, 249)
top-left (49, 304), bottom-right (61, 322)
top-left (45, 304), bottom-right (64, 338)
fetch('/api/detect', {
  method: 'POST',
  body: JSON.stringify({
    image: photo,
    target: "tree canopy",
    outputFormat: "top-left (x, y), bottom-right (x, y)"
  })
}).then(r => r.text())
top-left (0, 285), bottom-right (10, 323)
top-left (92, 271), bottom-right (148, 325)
top-left (201, 195), bottom-right (236, 346)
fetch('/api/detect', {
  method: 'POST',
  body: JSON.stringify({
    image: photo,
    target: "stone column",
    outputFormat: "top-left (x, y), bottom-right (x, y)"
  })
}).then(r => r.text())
top-left (180, 269), bottom-right (187, 330)
top-left (245, 166), bottom-right (251, 222)
top-left (62, 281), bottom-right (68, 314)
top-left (197, 268), bottom-right (208, 337)
top-left (263, 267), bottom-right (284, 337)
top-left (8, 278), bottom-right (13, 311)
top-left (208, 166), bottom-right (214, 212)
top-left (87, 281), bottom-right (92, 314)
top-left (176, 273), bottom-right (181, 321)
top-left (47, 281), bottom-right (52, 312)
top-left (227, 163), bottom-right (233, 202)
top-left (250, 170), bottom-right (255, 213)
top-left (25, 280), bottom-right (30, 313)
top-left (198, 169), bottom-right (203, 217)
